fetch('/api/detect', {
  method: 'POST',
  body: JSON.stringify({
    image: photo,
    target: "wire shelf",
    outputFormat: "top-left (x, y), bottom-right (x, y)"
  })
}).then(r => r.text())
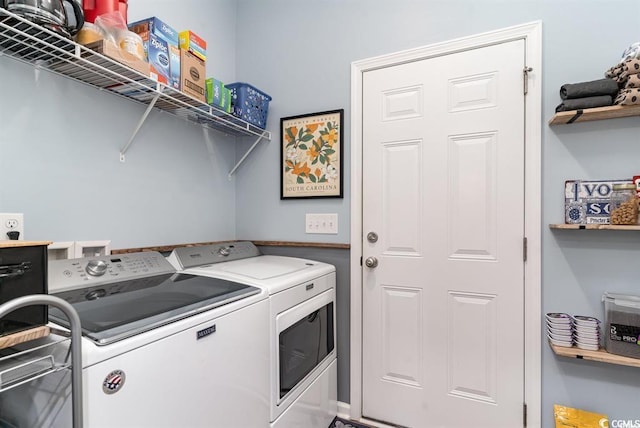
top-left (0, 9), bottom-right (271, 140)
top-left (0, 333), bottom-right (71, 393)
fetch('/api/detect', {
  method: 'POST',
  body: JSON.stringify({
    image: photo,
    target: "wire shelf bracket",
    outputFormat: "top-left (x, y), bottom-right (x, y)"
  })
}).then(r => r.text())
top-left (228, 131), bottom-right (270, 179)
top-left (120, 89), bottom-right (162, 162)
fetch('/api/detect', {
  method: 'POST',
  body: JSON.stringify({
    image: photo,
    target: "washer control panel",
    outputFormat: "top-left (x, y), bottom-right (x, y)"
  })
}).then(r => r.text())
top-left (49, 251), bottom-right (174, 291)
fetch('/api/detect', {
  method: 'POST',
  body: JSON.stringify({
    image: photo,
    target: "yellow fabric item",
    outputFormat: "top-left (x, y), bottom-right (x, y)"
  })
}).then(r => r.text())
top-left (554, 404), bottom-right (609, 428)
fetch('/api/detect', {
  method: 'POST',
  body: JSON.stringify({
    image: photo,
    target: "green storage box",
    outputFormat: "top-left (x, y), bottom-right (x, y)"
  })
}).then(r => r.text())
top-left (205, 78), bottom-right (231, 113)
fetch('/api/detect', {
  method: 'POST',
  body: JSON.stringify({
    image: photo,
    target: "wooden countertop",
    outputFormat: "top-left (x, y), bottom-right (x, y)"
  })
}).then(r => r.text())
top-left (0, 240), bottom-right (52, 248)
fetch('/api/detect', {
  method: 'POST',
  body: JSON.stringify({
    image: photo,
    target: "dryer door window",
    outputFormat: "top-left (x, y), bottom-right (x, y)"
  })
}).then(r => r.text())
top-left (278, 301), bottom-right (334, 399)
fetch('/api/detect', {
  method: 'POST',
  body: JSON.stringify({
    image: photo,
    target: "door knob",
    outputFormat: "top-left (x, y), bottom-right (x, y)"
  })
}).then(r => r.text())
top-left (365, 257), bottom-right (378, 268)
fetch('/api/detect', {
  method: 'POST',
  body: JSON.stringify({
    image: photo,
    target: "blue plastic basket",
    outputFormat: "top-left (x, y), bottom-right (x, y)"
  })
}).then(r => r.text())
top-left (226, 82), bottom-right (272, 129)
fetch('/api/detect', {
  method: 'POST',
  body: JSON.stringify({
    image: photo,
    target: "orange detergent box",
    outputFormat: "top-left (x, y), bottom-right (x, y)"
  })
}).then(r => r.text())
top-left (179, 30), bottom-right (206, 62)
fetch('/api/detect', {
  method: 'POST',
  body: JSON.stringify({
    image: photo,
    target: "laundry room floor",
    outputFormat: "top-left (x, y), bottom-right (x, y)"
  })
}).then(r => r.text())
top-left (330, 417), bottom-right (378, 428)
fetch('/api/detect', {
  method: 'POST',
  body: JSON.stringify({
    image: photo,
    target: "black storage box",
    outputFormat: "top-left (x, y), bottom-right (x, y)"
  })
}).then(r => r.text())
top-left (0, 241), bottom-right (50, 337)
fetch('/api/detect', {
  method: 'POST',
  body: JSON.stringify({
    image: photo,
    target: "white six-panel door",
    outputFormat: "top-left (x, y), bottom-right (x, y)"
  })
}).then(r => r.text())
top-left (361, 39), bottom-right (526, 428)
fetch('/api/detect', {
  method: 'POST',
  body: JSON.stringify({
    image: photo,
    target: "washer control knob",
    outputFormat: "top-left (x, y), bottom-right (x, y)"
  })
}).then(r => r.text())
top-left (86, 260), bottom-right (108, 276)
top-left (218, 247), bottom-right (230, 257)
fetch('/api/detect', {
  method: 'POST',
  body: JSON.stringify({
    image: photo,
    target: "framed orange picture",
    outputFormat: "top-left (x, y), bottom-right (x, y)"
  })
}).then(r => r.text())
top-left (280, 109), bottom-right (344, 199)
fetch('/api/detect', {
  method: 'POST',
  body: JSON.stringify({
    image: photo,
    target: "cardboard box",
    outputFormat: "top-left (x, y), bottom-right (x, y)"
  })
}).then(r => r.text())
top-left (128, 17), bottom-right (179, 88)
top-left (85, 39), bottom-right (150, 77)
top-left (179, 30), bottom-right (206, 62)
top-left (76, 23), bottom-right (103, 46)
top-left (205, 78), bottom-right (231, 112)
top-left (181, 49), bottom-right (206, 102)
top-left (564, 179), bottom-right (633, 224)
top-left (128, 16), bottom-right (179, 46)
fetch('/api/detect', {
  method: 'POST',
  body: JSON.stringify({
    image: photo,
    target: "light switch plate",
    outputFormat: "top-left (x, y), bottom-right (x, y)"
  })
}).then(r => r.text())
top-left (305, 213), bottom-right (338, 234)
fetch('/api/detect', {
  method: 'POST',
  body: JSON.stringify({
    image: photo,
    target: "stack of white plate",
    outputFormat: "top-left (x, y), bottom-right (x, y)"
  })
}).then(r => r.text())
top-left (546, 313), bottom-right (574, 347)
top-left (573, 315), bottom-right (601, 351)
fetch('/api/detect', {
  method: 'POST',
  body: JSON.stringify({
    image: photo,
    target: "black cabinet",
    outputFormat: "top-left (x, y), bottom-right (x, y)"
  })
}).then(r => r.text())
top-left (0, 242), bottom-right (49, 336)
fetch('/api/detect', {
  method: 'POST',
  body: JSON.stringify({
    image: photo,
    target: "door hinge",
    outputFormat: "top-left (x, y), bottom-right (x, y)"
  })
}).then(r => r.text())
top-left (523, 403), bottom-right (528, 427)
top-left (523, 237), bottom-right (528, 262)
top-left (523, 67), bottom-right (532, 95)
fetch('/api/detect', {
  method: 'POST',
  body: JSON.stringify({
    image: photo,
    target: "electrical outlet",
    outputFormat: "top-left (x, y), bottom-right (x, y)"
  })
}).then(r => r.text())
top-left (305, 213), bottom-right (338, 234)
top-left (0, 213), bottom-right (24, 240)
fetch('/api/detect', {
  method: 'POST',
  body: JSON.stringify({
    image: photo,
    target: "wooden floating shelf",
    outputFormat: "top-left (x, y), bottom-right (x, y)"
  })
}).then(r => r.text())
top-left (548, 104), bottom-right (640, 125)
top-left (549, 224), bottom-right (640, 231)
top-left (550, 343), bottom-right (640, 368)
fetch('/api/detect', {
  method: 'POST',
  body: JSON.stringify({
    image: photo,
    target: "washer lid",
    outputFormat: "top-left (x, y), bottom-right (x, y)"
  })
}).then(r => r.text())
top-left (210, 256), bottom-right (315, 280)
top-left (188, 255), bottom-right (335, 294)
top-left (50, 273), bottom-right (260, 345)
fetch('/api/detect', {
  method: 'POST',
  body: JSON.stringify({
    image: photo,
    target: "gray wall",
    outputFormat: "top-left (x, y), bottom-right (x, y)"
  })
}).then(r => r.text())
top-left (3, 0), bottom-right (640, 426)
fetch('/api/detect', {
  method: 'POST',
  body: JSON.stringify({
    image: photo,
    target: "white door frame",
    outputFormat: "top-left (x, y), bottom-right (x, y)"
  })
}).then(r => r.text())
top-left (349, 21), bottom-right (542, 427)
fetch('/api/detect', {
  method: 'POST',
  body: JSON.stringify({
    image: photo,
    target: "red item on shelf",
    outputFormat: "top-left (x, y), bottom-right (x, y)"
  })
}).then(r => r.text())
top-left (83, 0), bottom-right (121, 23)
top-left (118, 0), bottom-right (127, 24)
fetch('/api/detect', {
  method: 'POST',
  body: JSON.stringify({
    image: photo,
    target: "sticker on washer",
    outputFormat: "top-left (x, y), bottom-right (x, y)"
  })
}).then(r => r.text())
top-left (103, 370), bottom-right (126, 394)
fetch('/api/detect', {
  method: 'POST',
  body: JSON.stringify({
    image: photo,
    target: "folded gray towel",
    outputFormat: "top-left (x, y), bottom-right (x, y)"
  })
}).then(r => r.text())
top-left (560, 78), bottom-right (619, 100)
top-left (555, 95), bottom-right (613, 112)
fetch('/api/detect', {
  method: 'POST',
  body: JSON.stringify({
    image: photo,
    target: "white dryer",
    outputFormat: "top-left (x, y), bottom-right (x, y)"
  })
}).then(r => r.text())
top-left (168, 241), bottom-right (338, 428)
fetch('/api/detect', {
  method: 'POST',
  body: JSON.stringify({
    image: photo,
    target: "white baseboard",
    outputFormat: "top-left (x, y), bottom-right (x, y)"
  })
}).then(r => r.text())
top-left (336, 402), bottom-right (397, 428)
top-left (337, 401), bottom-right (351, 419)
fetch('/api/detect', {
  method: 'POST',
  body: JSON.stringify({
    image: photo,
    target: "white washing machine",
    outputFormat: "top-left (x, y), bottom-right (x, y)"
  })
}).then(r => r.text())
top-left (168, 241), bottom-right (338, 428)
top-left (0, 251), bottom-right (270, 428)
